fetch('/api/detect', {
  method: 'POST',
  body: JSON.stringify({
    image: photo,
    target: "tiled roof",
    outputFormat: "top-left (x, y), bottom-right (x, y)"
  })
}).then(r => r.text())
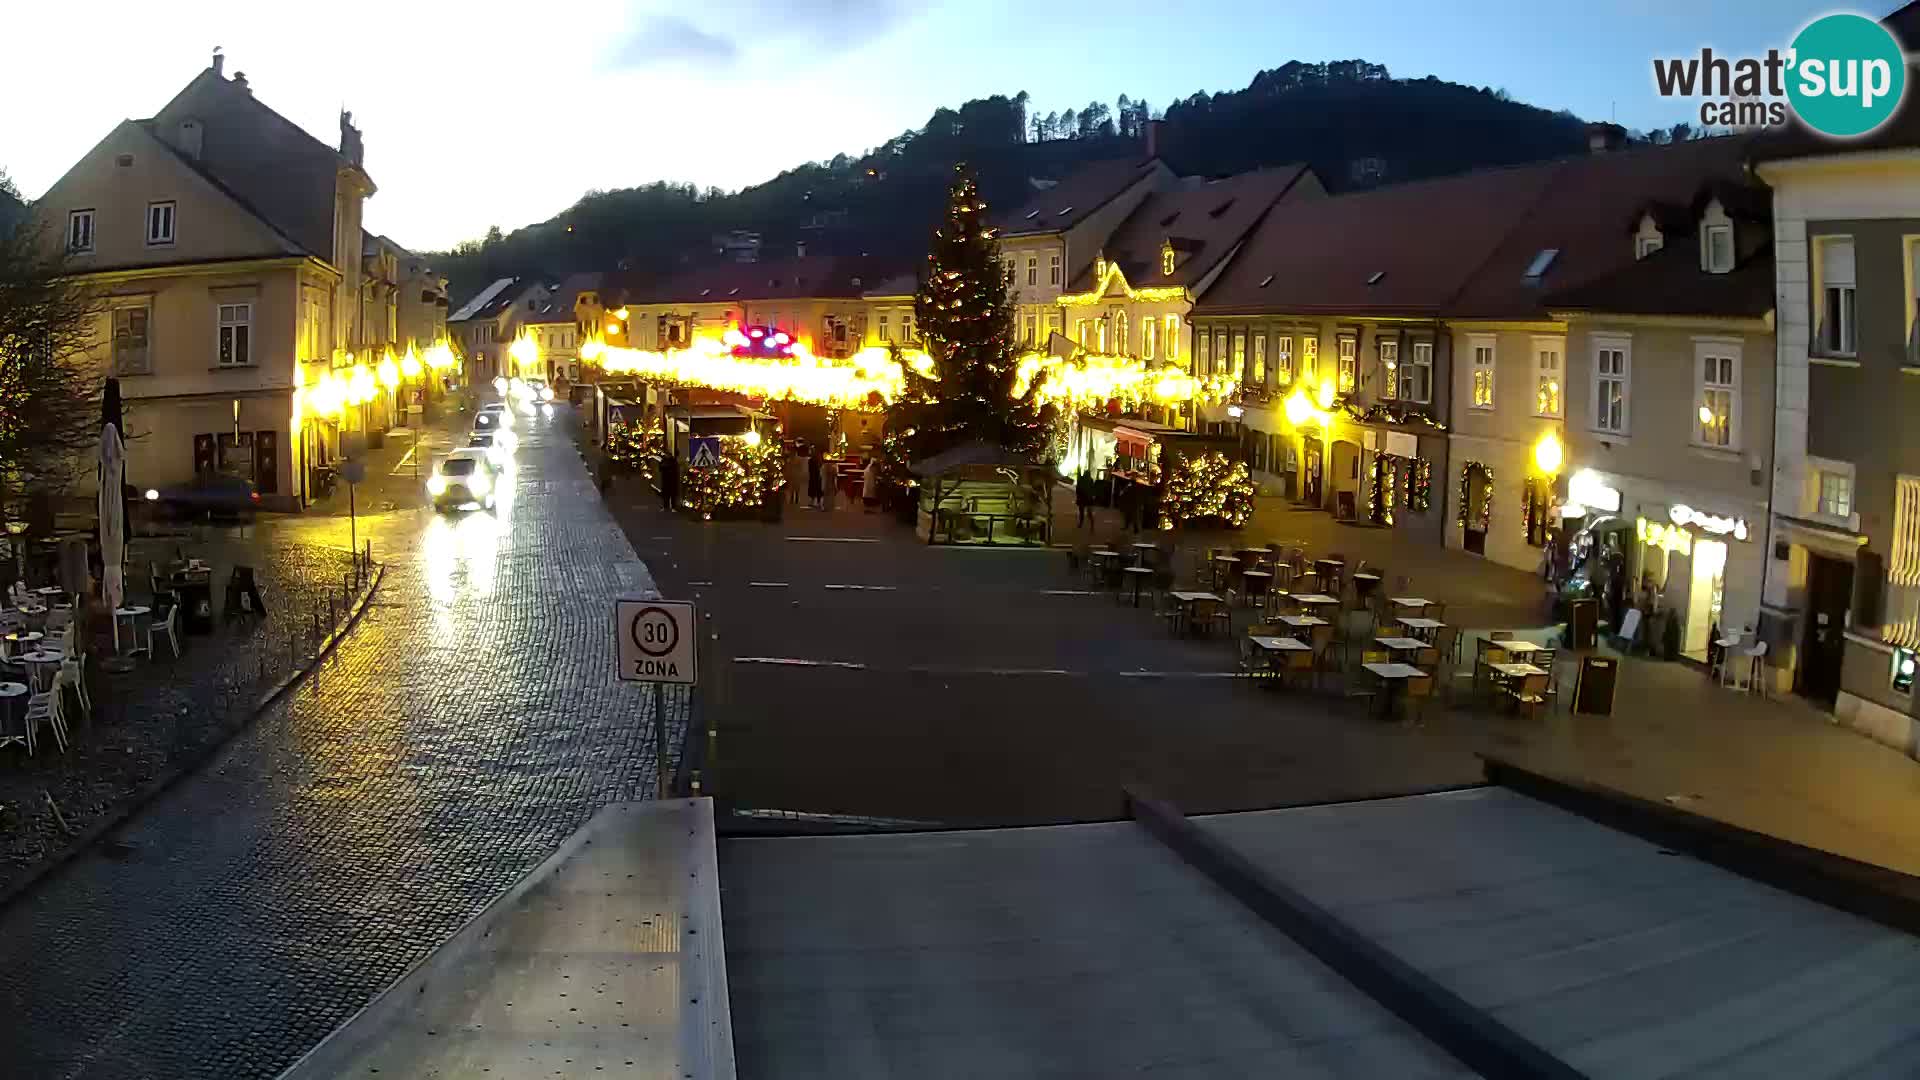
top-left (1196, 135), bottom-right (1754, 321)
top-left (625, 256), bottom-right (898, 305)
top-left (860, 272), bottom-right (917, 299)
top-left (1545, 241), bottom-right (1774, 319)
top-left (1063, 165), bottom-right (1312, 294)
top-left (992, 157), bottom-right (1163, 236)
top-left (449, 278), bottom-right (517, 322)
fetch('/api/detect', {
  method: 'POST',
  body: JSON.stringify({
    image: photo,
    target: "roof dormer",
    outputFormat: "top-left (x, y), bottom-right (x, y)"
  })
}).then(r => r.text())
top-left (1094, 251), bottom-right (1108, 283)
top-left (1698, 197), bottom-right (1734, 275)
top-left (1160, 240), bottom-right (1176, 277)
top-left (1634, 212), bottom-right (1665, 260)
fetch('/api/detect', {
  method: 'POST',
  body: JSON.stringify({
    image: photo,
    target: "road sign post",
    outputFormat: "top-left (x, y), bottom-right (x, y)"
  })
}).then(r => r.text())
top-left (617, 598), bottom-right (697, 799)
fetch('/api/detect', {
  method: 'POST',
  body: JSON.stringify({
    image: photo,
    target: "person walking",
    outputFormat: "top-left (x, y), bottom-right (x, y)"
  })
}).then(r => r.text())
top-left (659, 449), bottom-right (678, 512)
top-left (861, 456), bottom-right (880, 512)
top-left (823, 455), bottom-right (839, 511)
top-left (1075, 471), bottom-right (1095, 528)
top-left (786, 444), bottom-right (807, 504)
top-left (806, 446), bottom-right (824, 510)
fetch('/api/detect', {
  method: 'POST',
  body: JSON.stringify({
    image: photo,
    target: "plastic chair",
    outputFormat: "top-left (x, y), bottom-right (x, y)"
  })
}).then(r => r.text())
top-left (1531, 649), bottom-right (1559, 709)
top-left (1401, 673), bottom-right (1436, 724)
top-left (1506, 672), bottom-right (1549, 720)
top-left (150, 603), bottom-right (182, 659)
top-left (1277, 647), bottom-right (1315, 690)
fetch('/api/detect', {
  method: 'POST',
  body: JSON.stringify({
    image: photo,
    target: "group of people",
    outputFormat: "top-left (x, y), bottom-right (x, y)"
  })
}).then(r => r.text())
top-left (789, 445), bottom-right (881, 512)
top-left (1074, 470), bottom-right (1156, 532)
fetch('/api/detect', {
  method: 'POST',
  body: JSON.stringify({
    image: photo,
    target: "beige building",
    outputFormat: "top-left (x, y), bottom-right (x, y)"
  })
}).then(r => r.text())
top-left (1549, 183), bottom-right (1776, 664)
top-left (449, 277), bottom-right (552, 385)
top-left (32, 52), bottom-right (380, 507)
top-left (617, 255), bottom-right (890, 360)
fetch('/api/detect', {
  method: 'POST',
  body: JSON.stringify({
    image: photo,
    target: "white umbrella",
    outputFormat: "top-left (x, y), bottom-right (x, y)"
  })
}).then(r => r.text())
top-left (99, 421), bottom-right (125, 614)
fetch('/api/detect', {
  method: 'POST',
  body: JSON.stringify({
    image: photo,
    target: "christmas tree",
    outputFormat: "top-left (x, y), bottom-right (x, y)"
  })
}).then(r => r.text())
top-left (890, 165), bottom-right (1054, 463)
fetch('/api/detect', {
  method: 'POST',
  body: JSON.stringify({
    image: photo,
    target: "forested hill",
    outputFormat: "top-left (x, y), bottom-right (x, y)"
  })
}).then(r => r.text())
top-left (435, 60), bottom-right (1590, 304)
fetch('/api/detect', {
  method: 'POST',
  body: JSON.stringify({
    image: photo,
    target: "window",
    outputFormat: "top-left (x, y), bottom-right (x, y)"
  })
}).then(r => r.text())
top-left (1162, 247), bottom-right (1175, 276)
top-left (300, 291), bottom-right (322, 361)
top-left (1044, 311), bottom-right (1060, 341)
top-left (1469, 336), bottom-right (1495, 409)
top-left (1817, 236), bottom-right (1856, 355)
top-left (1402, 341), bottom-right (1433, 403)
top-left (1336, 335), bottom-right (1356, 392)
top-left (1636, 234), bottom-right (1663, 259)
top-left (1704, 224), bottom-right (1733, 273)
top-left (1215, 331), bottom-right (1229, 378)
top-left (1115, 311), bottom-right (1129, 355)
top-left (1893, 476), bottom-right (1920, 648)
top-left (1023, 314), bottom-right (1037, 344)
top-left (1818, 470), bottom-right (1853, 519)
top-left (146, 201), bottom-right (175, 246)
top-left (217, 303), bottom-right (252, 366)
top-left (901, 312), bottom-right (914, 342)
top-left (112, 305), bottom-right (151, 375)
top-left (1695, 344), bottom-right (1739, 449)
top-left (1026, 256), bottom-right (1037, 287)
top-left (1274, 335), bottom-right (1292, 384)
top-left (1142, 316), bottom-right (1157, 361)
top-left (1592, 336), bottom-right (1630, 434)
top-left (1232, 330), bottom-right (1246, 381)
top-left (1533, 337), bottom-right (1562, 417)
top-left (1301, 335), bottom-right (1318, 380)
top-left (878, 313), bottom-right (891, 342)
top-left (1197, 328), bottom-right (1212, 374)
top-left (1252, 334), bottom-right (1267, 385)
top-left (1077, 318), bottom-right (1090, 347)
top-left (67, 209), bottom-right (95, 253)
top-left (1049, 253), bottom-right (1061, 286)
top-left (1378, 339), bottom-right (1399, 398)
top-left (1097, 318), bottom-right (1109, 352)
top-left (1164, 315), bottom-right (1180, 362)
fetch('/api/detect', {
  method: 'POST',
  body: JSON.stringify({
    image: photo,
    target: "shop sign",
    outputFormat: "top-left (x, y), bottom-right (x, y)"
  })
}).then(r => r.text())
top-left (1568, 469), bottom-right (1621, 513)
top-left (1638, 516), bottom-right (1692, 556)
top-left (1383, 432), bottom-right (1418, 459)
top-left (1669, 504), bottom-right (1749, 541)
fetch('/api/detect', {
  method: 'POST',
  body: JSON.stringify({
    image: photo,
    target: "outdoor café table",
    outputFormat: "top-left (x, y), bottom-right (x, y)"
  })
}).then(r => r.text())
top-left (1236, 548), bottom-right (1270, 568)
top-left (19, 650), bottom-right (61, 691)
top-left (1277, 614), bottom-right (1328, 629)
top-left (1490, 638), bottom-right (1543, 659)
top-left (0, 681), bottom-right (25, 748)
top-left (1351, 571), bottom-right (1382, 598)
top-left (1210, 554), bottom-right (1240, 590)
top-left (1488, 661), bottom-right (1549, 705)
top-left (1169, 591), bottom-right (1222, 635)
top-left (1314, 557), bottom-right (1344, 588)
top-left (3, 630), bottom-right (42, 658)
top-left (113, 605), bottom-right (151, 655)
top-left (1241, 569), bottom-right (1273, 607)
top-left (1397, 616), bottom-right (1446, 640)
top-left (1389, 597), bottom-right (1431, 611)
top-left (1373, 636), bottom-right (1430, 659)
top-left (1250, 635), bottom-right (1312, 678)
top-left (1362, 662), bottom-right (1424, 719)
top-left (1293, 593), bottom-right (1340, 609)
top-left (1088, 549), bottom-right (1123, 586)
top-left (1121, 566), bottom-right (1153, 606)
top-left (1129, 542), bottom-right (1158, 565)
top-left (34, 586), bottom-right (63, 600)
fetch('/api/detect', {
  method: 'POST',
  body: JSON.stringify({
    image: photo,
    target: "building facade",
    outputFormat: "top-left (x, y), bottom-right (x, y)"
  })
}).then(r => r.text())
top-left (32, 52), bottom-right (383, 508)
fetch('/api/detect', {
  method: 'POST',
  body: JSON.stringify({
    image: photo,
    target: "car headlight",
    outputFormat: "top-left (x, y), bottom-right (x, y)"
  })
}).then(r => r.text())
top-left (426, 475), bottom-right (446, 496)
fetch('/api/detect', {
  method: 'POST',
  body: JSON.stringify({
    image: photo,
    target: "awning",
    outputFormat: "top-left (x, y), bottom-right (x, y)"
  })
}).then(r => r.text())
top-left (1113, 427), bottom-right (1152, 458)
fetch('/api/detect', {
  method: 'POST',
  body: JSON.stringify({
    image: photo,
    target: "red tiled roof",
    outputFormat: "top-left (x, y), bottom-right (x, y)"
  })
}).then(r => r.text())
top-left (992, 157), bottom-right (1163, 236)
top-left (1063, 165), bottom-right (1313, 294)
top-left (624, 256), bottom-right (898, 306)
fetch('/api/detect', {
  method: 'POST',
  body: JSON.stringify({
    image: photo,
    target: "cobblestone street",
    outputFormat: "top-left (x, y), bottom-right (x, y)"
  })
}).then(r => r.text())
top-left (0, 402), bottom-right (684, 1080)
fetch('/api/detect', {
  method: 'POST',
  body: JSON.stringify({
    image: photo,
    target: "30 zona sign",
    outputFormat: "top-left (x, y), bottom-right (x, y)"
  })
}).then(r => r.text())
top-left (615, 599), bottom-right (697, 684)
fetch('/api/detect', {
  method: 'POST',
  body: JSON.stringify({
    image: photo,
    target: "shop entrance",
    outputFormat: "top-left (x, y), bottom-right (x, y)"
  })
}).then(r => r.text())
top-left (1681, 538), bottom-right (1727, 661)
top-left (1799, 554), bottom-right (1853, 704)
top-left (1330, 440), bottom-right (1360, 521)
top-left (1301, 435), bottom-right (1323, 507)
top-left (1463, 462), bottom-right (1491, 556)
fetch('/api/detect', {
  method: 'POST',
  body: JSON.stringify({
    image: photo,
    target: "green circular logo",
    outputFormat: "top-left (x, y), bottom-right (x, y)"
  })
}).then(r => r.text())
top-left (1787, 13), bottom-right (1908, 137)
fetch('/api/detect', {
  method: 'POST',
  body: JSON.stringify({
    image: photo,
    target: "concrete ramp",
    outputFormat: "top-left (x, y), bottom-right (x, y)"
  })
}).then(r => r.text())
top-left (280, 798), bottom-right (734, 1079)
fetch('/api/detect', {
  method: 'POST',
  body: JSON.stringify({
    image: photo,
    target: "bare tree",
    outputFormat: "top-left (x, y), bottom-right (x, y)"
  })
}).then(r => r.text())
top-left (0, 222), bottom-right (104, 532)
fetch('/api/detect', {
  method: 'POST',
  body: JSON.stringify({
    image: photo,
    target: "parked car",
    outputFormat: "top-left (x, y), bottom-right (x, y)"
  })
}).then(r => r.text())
top-left (146, 473), bottom-right (261, 522)
top-left (426, 449), bottom-right (497, 512)
top-left (473, 402), bottom-right (512, 432)
top-left (467, 430), bottom-right (514, 467)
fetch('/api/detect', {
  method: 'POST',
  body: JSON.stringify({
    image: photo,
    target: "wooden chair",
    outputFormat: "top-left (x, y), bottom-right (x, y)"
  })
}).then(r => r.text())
top-left (1400, 673), bottom-right (1436, 724)
top-left (1349, 646), bottom-right (1390, 712)
top-left (1506, 671), bottom-right (1549, 720)
top-left (1309, 623), bottom-right (1337, 686)
top-left (1277, 647), bottom-right (1315, 690)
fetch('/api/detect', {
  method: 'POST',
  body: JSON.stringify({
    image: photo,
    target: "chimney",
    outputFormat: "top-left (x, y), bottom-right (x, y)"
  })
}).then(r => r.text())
top-left (231, 71), bottom-right (249, 95)
top-left (339, 109), bottom-right (364, 167)
top-left (211, 47), bottom-right (224, 77)
top-left (1585, 121), bottom-right (1628, 154)
top-left (175, 118), bottom-right (204, 161)
top-left (1144, 118), bottom-right (1164, 160)
top-left (796, 241), bottom-right (807, 258)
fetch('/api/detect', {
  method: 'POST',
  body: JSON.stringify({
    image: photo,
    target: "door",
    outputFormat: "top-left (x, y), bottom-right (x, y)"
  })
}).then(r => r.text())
top-left (1301, 436), bottom-right (1323, 505)
top-left (1683, 539), bottom-right (1726, 661)
top-left (1799, 555), bottom-right (1853, 703)
top-left (1463, 462), bottom-right (1491, 556)
top-left (255, 430), bottom-right (279, 495)
top-left (193, 433), bottom-right (216, 475)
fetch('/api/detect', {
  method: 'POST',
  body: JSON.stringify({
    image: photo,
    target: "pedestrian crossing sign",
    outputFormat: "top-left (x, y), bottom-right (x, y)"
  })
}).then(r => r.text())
top-left (689, 437), bottom-right (721, 468)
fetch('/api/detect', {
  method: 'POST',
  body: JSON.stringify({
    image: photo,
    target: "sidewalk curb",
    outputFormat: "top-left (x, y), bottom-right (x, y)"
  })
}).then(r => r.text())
top-left (0, 562), bottom-right (387, 914)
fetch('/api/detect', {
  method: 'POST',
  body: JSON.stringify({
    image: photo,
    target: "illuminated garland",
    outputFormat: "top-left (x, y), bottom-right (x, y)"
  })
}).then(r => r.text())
top-left (1456, 461), bottom-right (1493, 531)
top-left (583, 332), bottom-right (1234, 415)
top-left (1158, 451), bottom-right (1254, 530)
top-left (1369, 454), bottom-right (1397, 527)
top-left (1344, 401), bottom-right (1449, 432)
top-left (607, 422), bottom-right (660, 474)
top-left (682, 438), bottom-right (784, 520)
top-left (1408, 456), bottom-right (1432, 513)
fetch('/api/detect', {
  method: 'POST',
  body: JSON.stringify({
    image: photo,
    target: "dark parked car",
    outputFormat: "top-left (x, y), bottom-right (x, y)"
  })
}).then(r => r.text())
top-left (147, 473), bottom-right (260, 522)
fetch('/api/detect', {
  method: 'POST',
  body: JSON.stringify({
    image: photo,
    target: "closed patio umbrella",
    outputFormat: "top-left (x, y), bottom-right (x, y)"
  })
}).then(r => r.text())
top-left (99, 380), bottom-right (128, 656)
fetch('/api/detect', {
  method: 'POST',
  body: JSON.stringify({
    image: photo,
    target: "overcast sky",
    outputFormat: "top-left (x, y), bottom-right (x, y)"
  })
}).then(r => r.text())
top-left (1, 0), bottom-right (1832, 252)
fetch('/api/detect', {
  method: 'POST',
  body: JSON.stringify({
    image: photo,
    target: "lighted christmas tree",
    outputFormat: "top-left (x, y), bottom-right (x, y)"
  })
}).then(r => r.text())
top-left (891, 165), bottom-right (1053, 462)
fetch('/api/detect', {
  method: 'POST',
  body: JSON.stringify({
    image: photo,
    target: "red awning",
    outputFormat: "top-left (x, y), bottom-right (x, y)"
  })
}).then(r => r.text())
top-left (1113, 426), bottom-right (1152, 458)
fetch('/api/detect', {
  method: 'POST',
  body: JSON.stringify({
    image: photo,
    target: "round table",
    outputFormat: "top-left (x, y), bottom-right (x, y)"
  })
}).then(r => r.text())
top-left (1121, 566), bottom-right (1154, 606)
top-left (0, 681), bottom-right (26, 746)
top-left (5, 631), bottom-right (43, 657)
top-left (34, 587), bottom-right (63, 598)
top-left (113, 606), bottom-right (151, 655)
top-left (18, 650), bottom-right (61, 691)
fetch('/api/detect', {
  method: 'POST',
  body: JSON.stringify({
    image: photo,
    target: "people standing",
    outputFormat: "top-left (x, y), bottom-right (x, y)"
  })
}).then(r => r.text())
top-left (658, 450), bottom-right (678, 512)
top-left (861, 457), bottom-right (880, 512)
top-left (786, 444), bottom-right (807, 504)
top-left (1075, 471), bottom-right (1095, 528)
top-left (806, 446), bottom-right (824, 510)
top-left (823, 455), bottom-right (839, 511)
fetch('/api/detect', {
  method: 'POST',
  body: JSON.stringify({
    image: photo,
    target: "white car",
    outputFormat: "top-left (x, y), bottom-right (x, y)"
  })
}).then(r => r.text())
top-left (467, 430), bottom-right (514, 467)
top-left (427, 449), bottom-right (498, 511)
top-left (474, 402), bottom-right (513, 432)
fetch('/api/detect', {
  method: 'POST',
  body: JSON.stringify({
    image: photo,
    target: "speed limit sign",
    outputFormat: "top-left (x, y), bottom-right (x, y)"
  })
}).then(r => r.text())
top-left (615, 598), bottom-right (697, 684)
